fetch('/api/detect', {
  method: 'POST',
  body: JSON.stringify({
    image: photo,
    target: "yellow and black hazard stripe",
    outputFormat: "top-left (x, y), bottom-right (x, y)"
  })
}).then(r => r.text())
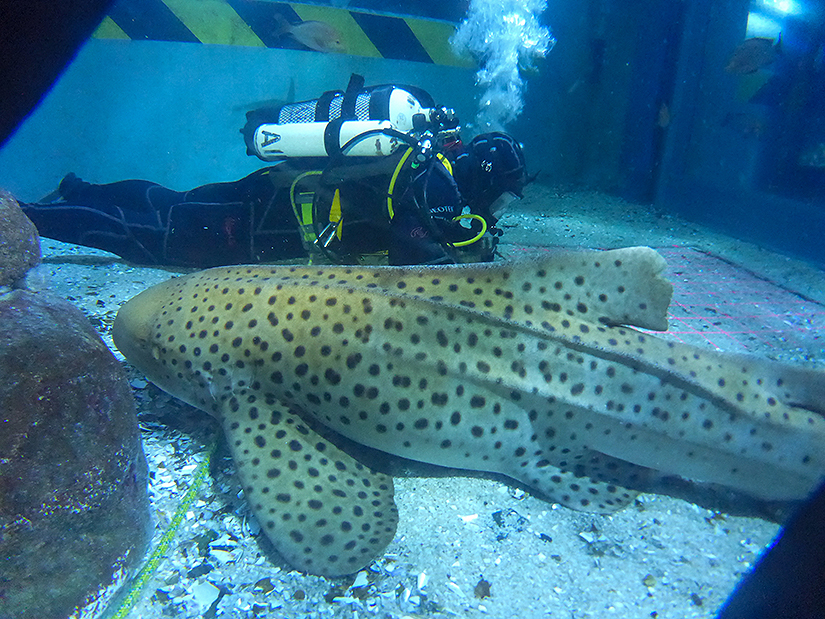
top-left (94, 0), bottom-right (474, 67)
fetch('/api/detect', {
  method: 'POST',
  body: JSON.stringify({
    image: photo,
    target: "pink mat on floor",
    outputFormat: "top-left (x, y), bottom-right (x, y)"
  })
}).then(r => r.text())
top-left (655, 246), bottom-right (823, 355)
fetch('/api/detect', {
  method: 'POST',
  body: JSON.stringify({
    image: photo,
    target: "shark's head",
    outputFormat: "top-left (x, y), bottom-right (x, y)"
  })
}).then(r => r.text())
top-left (113, 276), bottom-right (207, 409)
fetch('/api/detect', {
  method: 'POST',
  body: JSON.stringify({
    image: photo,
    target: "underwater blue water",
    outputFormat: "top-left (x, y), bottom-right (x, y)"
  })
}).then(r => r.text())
top-left (2, 1), bottom-right (824, 618)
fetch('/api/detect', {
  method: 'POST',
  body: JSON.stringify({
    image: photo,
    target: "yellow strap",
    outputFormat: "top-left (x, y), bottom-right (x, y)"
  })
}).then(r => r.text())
top-left (289, 170), bottom-right (322, 242)
top-left (290, 171), bottom-right (321, 222)
top-left (386, 147), bottom-right (414, 220)
top-left (300, 202), bottom-right (315, 241)
top-left (329, 188), bottom-right (344, 240)
top-left (450, 213), bottom-right (487, 247)
top-left (329, 188), bottom-right (342, 222)
top-left (436, 152), bottom-right (452, 175)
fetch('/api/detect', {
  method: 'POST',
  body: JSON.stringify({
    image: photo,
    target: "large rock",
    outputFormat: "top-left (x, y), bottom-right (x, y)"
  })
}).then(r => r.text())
top-left (0, 289), bottom-right (150, 619)
top-left (0, 190), bottom-right (40, 288)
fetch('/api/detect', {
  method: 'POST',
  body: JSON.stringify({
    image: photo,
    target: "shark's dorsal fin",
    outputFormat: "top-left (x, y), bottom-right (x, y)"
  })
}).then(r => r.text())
top-left (259, 246), bottom-right (673, 331)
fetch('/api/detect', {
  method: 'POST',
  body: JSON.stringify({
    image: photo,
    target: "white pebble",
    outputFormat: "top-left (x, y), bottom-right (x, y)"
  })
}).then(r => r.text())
top-left (350, 571), bottom-right (369, 589)
top-left (210, 549), bottom-right (235, 564)
top-left (191, 581), bottom-right (220, 609)
top-left (446, 581), bottom-right (462, 595)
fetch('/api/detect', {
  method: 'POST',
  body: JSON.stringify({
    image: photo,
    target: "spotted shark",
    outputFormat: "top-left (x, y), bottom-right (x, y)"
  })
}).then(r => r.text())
top-left (112, 246), bottom-right (825, 576)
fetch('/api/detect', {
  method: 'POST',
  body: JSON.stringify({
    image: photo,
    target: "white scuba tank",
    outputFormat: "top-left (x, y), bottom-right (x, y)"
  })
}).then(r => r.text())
top-left (251, 120), bottom-right (401, 160)
top-left (243, 81), bottom-right (436, 160)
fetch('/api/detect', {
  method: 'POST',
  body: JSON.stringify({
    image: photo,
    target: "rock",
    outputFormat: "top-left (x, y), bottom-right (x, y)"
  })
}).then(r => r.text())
top-left (0, 289), bottom-right (150, 619)
top-left (0, 189), bottom-right (41, 288)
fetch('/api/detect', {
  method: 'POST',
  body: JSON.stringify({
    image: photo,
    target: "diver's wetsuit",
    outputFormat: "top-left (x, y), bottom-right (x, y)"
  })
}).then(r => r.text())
top-left (22, 149), bottom-right (495, 267)
top-left (23, 167), bottom-right (301, 267)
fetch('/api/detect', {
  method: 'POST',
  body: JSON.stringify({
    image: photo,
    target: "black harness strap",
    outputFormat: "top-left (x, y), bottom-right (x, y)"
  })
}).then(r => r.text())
top-left (341, 73), bottom-right (365, 120)
top-left (314, 90), bottom-right (341, 122)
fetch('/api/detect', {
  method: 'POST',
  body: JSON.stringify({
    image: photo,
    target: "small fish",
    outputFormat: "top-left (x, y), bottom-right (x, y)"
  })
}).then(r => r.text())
top-left (113, 247), bottom-right (825, 576)
top-left (274, 14), bottom-right (345, 54)
top-left (726, 36), bottom-right (781, 74)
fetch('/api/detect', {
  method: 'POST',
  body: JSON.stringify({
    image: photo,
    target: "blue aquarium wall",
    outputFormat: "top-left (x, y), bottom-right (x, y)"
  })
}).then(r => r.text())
top-left (0, 42), bottom-right (477, 202)
top-left (0, 1), bottom-right (481, 201)
top-left (0, 0), bottom-right (595, 204)
top-left (656, 0), bottom-right (825, 265)
top-left (516, 0), bottom-right (825, 265)
top-left (0, 0), bottom-right (633, 209)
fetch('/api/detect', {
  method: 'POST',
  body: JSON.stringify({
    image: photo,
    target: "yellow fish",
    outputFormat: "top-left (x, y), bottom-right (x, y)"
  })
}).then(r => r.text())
top-left (113, 247), bottom-right (825, 576)
top-left (274, 14), bottom-right (345, 54)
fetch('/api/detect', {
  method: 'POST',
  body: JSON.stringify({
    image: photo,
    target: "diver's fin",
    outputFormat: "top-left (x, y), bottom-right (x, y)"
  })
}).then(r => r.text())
top-left (37, 187), bottom-right (62, 204)
top-left (37, 172), bottom-right (81, 203)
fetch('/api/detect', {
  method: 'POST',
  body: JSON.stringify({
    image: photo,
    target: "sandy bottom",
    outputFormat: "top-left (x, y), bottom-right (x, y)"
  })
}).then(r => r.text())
top-left (37, 185), bottom-right (822, 619)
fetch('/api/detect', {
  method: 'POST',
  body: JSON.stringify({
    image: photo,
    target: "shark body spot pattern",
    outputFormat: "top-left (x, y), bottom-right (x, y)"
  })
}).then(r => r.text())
top-left (113, 247), bottom-right (825, 576)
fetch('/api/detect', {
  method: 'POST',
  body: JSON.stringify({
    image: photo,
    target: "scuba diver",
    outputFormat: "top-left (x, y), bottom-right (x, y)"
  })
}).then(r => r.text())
top-left (21, 75), bottom-right (528, 268)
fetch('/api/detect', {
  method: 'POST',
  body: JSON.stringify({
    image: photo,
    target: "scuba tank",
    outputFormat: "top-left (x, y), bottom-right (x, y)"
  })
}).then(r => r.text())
top-left (247, 119), bottom-right (398, 159)
top-left (242, 74), bottom-right (459, 160)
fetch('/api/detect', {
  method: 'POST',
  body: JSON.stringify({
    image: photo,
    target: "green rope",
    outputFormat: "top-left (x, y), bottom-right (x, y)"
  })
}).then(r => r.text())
top-left (104, 438), bottom-right (219, 619)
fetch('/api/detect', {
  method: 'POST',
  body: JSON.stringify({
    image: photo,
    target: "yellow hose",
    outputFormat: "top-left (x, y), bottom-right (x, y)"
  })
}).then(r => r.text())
top-left (104, 437), bottom-right (219, 619)
top-left (450, 213), bottom-right (487, 247)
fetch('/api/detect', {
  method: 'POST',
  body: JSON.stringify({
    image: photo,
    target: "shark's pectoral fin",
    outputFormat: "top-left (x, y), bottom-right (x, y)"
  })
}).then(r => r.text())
top-left (220, 398), bottom-right (398, 577)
